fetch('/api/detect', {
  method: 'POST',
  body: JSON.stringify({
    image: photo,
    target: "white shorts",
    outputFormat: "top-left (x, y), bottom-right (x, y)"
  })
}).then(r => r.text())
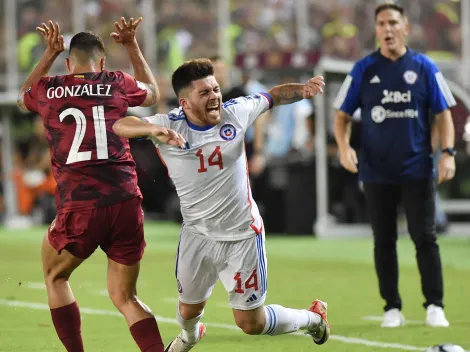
top-left (175, 225), bottom-right (268, 310)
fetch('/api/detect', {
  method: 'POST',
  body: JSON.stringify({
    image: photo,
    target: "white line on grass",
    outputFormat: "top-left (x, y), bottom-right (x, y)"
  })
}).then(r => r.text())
top-left (0, 299), bottom-right (427, 351)
top-left (161, 297), bottom-right (180, 304)
top-left (90, 289), bottom-right (109, 297)
top-left (362, 316), bottom-right (423, 325)
top-left (24, 282), bottom-right (46, 290)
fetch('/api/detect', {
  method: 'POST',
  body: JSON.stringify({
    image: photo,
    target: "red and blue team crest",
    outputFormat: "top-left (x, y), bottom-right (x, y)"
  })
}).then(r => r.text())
top-left (220, 124), bottom-right (236, 141)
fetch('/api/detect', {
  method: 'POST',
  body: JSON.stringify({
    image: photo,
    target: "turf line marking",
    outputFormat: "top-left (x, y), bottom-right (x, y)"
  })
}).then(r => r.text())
top-left (362, 316), bottom-right (422, 325)
top-left (161, 297), bottom-right (180, 304)
top-left (88, 289), bottom-right (109, 297)
top-left (0, 299), bottom-right (426, 351)
top-left (24, 282), bottom-right (46, 290)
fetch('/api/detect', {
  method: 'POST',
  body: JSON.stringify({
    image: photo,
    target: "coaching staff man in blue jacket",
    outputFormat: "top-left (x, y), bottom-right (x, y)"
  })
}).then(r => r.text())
top-left (333, 2), bottom-right (456, 328)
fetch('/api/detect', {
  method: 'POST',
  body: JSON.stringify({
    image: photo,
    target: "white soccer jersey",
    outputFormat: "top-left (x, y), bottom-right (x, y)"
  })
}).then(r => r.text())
top-left (143, 93), bottom-right (274, 241)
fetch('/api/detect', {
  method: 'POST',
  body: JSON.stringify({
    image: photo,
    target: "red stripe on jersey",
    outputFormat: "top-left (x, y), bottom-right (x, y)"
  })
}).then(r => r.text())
top-left (244, 144), bottom-right (263, 235)
top-left (259, 92), bottom-right (274, 109)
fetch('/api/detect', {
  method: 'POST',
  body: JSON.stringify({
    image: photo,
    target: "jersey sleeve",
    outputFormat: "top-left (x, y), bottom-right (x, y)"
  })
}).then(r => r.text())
top-left (424, 58), bottom-right (457, 114)
top-left (333, 62), bottom-right (364, 115)
top-left (142, 113), bottom-right (170, 128)
top-left (23, 77), bottom-right (50, 112)
top-left (121, 71), bottom-right (148, 107)
top-left (141, 113), bottom-right (170, 146)
top-left (223, 93), bottom-right (273, 130)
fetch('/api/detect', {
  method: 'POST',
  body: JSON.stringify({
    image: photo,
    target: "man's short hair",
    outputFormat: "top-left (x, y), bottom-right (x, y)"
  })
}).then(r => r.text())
top-left (375, 2), bottom-right (405, 18)
top-left (69, 31), bottom-right (105, 58)
top-left (171, 58), bottom-right (214, 97)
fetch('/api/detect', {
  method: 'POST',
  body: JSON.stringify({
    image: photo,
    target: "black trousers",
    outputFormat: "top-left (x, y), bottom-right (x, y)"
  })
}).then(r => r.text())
top-left (363, 179), bottom-right (444, 311)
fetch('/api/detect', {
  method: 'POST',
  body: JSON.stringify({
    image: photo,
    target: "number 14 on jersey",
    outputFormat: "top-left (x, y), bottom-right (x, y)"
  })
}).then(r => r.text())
top-left (196, 146), bottom-right (224, 173)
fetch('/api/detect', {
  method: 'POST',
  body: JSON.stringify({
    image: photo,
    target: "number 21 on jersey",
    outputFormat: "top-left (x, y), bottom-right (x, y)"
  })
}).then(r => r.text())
top-left (59, 105), bottom-right (108, 164)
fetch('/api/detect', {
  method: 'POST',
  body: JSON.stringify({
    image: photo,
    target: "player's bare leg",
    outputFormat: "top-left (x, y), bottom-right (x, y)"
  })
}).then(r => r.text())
top-left (42, 233), bottom-right (85, 352)
top-left (107, 258), bottom-right (164, 352)
top-left (232, 300), bottom-right (330, 344)
top-left (165, 301), bottom-right (207, 352)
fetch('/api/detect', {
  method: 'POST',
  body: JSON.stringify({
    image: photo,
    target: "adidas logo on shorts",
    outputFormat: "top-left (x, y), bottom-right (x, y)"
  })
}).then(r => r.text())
top-left (246, 294), bottom-right (258, 303)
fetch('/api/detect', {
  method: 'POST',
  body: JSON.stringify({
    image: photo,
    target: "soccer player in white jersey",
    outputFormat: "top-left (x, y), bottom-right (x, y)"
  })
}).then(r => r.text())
top-left (113, 58), bottom-right (329, 351)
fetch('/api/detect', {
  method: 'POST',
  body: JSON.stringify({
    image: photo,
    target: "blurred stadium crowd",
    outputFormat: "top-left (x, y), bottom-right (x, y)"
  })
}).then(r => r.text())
top-left (1, 0), bottom-right (467, 234)
top-left (3, 0), bottom-right (462, 75)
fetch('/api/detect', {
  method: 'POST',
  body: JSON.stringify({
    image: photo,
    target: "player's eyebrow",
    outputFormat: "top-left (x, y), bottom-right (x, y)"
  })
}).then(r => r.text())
top-left (199, 86), bottom-right (219, 94)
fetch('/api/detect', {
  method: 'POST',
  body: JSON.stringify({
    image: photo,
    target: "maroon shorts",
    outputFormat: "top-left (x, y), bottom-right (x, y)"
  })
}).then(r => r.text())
top-left (48, 197), bottom-right (145, 265)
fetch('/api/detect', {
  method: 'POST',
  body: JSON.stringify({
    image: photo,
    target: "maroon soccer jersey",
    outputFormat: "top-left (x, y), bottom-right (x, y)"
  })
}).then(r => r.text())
top-left (24, 71), bottom-right (146, 212)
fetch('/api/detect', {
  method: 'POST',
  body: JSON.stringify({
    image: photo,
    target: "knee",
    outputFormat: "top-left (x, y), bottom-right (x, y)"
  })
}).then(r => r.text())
top-left (235, 319), bottom-right (265, 335)
top-left (179, 303), bottom-right (204, 321)
top-left (108, 288), bottom-right (136, 311)
top-left (374, 236), bottom-right (397, 249)
top-left (413, 236), bottom-right (438, 251)
top-left (43, 267), bottom-right (71, 287)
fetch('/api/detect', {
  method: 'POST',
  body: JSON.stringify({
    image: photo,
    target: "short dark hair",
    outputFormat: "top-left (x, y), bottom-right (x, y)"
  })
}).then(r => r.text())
top-left (69, 31), bottom-right (105, 57)
top-left (171, 58), bottom-right (214, 97)
top-left (375, 2), bottom-right (405, 18)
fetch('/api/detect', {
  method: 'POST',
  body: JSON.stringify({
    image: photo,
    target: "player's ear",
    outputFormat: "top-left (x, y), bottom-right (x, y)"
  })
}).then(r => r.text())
top-left (179, 97), bottom-right (189, 110)
top-left (100, 57), bottom-right (105, 71)
top-left (403, 15), bottom-right (409, 36)
top-left (65, 57), bottom-right (71, 74)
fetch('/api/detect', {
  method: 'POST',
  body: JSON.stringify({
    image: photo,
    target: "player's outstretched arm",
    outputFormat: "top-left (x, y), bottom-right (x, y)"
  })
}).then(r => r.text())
top-left (267, 76), bottom-right (324, 107)
top-left (113, 116), bottom-right (186, 147)
top-left (111, 17), bottom-right (159, 107)
top-left (112, 116), bottom-right (155, 138)
top-left (17, 21), bottom-right (65, 112)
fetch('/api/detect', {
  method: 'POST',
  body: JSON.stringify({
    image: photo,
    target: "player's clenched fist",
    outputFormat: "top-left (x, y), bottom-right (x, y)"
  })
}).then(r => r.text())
top-left (150, 126), bottom-right (186, 148)
top-left (303, 76), bottom-right (325, 99)
top-left (339, 146), bottom-right (358, 174)
top-left (111, 17), bottom-right (142, 45)
top-left (36, 20), bottom-right (65, 55)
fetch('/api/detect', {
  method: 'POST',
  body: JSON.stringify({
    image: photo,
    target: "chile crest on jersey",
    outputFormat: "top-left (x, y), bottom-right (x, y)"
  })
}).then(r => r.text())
top-left (219, 123), bottom-right (237, 141)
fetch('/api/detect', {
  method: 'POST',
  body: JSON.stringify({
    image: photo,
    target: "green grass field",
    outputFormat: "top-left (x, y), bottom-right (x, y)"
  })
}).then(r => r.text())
top-left (1, 222), bottom-right (469, 352)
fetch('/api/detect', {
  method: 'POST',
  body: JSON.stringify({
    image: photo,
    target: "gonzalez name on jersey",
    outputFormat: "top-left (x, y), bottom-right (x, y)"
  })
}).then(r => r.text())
top-left (24, 71), bottom-right (147, 212)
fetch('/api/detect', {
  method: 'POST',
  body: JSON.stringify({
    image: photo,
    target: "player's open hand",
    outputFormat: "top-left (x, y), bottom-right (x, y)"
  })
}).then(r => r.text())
top-left (339, 146), bottom-right (358, 173)
top-left (36, 21), bottom-right (65, 55)
top-left (438, 153), bottom-right (456, 184)
top-left (111, 17), bottom-right (142, 45)
top-left (151, 126), bottom-right (186, 148)
top-left (303, 76), bottom-right (325, 99)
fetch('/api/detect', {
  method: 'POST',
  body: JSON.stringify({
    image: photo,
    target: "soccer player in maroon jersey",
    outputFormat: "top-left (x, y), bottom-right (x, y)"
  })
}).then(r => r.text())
top-left (16, 19), bottom-right (184, 352)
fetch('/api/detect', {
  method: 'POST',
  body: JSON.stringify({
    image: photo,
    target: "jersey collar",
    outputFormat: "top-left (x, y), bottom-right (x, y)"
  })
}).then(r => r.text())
top-left (378, 46), bottom-right (410, 63)
top-left (179, 108), bottom-right (215, 131)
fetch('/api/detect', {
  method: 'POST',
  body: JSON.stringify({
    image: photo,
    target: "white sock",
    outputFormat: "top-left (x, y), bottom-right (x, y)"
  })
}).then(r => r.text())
top-left (262, 304), bottom-right (321, 335)
top-left (176, 306), bottom-right (204, 343)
